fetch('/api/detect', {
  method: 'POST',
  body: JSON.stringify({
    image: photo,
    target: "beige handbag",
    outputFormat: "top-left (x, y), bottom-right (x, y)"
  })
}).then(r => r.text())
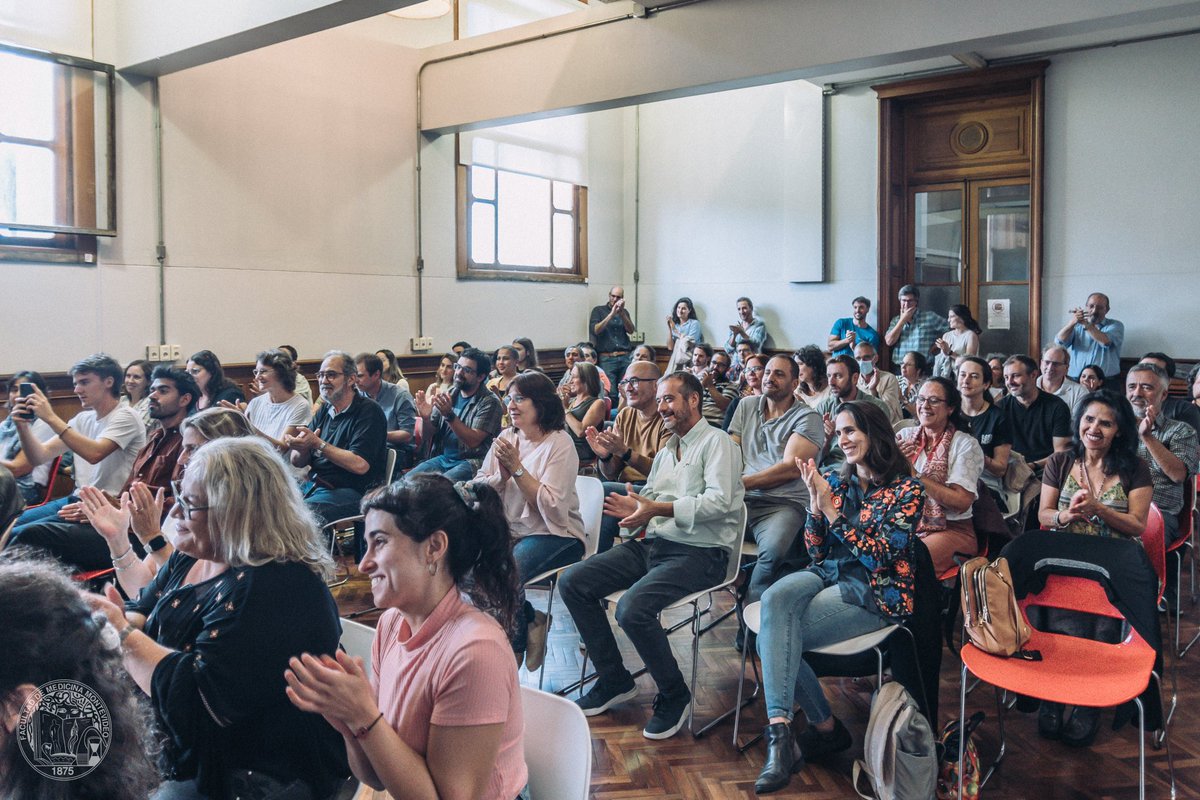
top-left (960, 556), bottom-right (1034, 658)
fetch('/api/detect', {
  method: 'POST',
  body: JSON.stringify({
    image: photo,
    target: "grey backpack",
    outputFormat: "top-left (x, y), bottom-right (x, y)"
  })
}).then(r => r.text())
top-left (852, 681), bottom-right (938, 800)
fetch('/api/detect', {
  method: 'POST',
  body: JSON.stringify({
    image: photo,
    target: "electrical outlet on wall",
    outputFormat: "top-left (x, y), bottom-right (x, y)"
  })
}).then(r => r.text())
top-left (629, 331), bottom-right (646, 344)
top-left (146, 345), bottom-right (162, 361)
top-left (168, 344), bottom-right (181, 361)
top-left (411, 337), bottom-right (434, 352)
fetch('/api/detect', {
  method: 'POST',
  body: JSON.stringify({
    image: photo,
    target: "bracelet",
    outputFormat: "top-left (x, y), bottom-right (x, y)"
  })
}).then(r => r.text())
top-left (1052, 511), bottom-right (1063, 529)
top-left (118, 623), bottom-right (136, 646)
top-left (110, 546), bottom-right (133, 564)
top-left (353, 711), bottom-right (385, 739)
top-left (599, 453), bottom-right (614, 463)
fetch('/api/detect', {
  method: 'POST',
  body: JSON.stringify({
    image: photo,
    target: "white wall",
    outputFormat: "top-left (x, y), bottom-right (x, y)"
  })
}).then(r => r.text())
top-left (1042, 33), bottom-right (1200, 356)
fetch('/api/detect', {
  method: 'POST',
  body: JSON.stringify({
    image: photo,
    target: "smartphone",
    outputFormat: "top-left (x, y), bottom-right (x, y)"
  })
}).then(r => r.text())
top-left (16, 383), bottom-right (35, 421)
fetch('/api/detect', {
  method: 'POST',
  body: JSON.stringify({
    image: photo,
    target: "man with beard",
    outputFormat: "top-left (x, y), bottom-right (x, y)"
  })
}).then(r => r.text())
top-left (5, 365), bottom-right (196, 571)
top-left (724, 296), bottom-right (768, 356)
top-left (1126, 362), bottom-right (1198, 544)
top-left (814, 355), bottom-right (891, 470)
top-left (286, 350), bottom-right (387, 527)
top-left (729, 355), bottom-right (824, 604)
top-left (828, 296), bottom-right (880, 357)
top-left (591, 285), bottom-right (636, 399)
top-left (561, 372), bottom-right (744, 740)
top-left (697, 347), bottom-right (738, 427)
top-left (998, 354), bottom-right (1072, 471)
top-left (1055, 292), bottom-right (1124, 389)
top-left (410, 347), bottom-right (502, 482)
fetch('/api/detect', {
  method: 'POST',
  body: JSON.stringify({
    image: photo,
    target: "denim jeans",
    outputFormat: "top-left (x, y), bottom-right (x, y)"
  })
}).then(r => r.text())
top-left (559, 537), bottom-right (728, 699)
top-left (12, 495), bottom-right (73, 527)
top-left (598, 354), bottom-right (631, 401)
top-left (302, 482), bottom-right (365, 557)
top-left (744, 501), bottom-right (807, 604)
top-left (597, 481), bottom-right (639, 554)
top-left (758, 569), bottom-right (889, 723)
top-left (408, 454), bottom-right (477, 483)
top-left (512, 534), bottom-right (585, 653)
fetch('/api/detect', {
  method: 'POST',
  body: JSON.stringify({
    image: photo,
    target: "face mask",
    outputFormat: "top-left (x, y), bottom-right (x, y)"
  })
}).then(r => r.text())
top-left (858, 359), bottom-right (875, 376)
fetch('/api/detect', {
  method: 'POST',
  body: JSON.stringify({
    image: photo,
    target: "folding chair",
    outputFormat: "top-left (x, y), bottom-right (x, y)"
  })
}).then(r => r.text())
top-left (324, 450), bottom-right (399, 589)
top-left (523, 476), bottom-right (604, 689)
top-left (1141, 504), bottom-right (1176, 738)
top-left (522, 686), bottom-right (592, 800)
top-left (25, 455), bottom-right (63, 509)
top-left (957, 571), bottom-right (1174, 800)
top-left (1173, 479), bottom-right (1199, 658)
top-left (573, 504), bottom-right (748, 736)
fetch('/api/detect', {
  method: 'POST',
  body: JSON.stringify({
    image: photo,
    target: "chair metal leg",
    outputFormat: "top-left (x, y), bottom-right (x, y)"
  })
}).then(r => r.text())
top-left (537, 577), bottom-right (557, 691)
top-left (1152, 670), bottom-right (1177, 800)
top-left (978, 687), bottom-right (1006, 789)
top-left (1135, 696), bottom-right (1145, 800)
top-left (687, 600), bottom-right (700, 735)
top-left (957, 660), bottom-right (968, 800)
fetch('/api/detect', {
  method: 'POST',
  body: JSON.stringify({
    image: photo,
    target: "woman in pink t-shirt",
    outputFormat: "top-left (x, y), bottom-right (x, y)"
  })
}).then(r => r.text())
top-left (285, 474), bottom-right (529, 800)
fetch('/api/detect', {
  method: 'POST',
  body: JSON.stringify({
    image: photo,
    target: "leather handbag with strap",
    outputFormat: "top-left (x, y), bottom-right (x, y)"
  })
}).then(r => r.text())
top-left (959, 555), bottom-right (1035, 658)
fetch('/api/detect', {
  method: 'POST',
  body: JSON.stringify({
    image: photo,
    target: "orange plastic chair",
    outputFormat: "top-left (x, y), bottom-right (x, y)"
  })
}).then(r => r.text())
top-left (24, 455), bottom-right (63, 509)
top-left (1174, 479), bottom-right (1198, 658)
top-left (957, 572), bottom-right (1174, 800)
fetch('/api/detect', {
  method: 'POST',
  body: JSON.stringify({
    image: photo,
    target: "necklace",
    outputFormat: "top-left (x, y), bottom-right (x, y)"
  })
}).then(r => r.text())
top-left (1075, 459), bottom-right (1107, 525)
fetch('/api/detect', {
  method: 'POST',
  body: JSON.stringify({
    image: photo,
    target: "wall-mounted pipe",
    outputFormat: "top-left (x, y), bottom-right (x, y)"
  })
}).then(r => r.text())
top-left (152, 77), bottom-right (166, 345)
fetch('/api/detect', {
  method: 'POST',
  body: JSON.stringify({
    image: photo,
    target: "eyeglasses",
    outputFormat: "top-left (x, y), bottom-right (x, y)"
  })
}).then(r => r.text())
top-left (1041, 359), bottom-right (1068, 368)
top-left (171, 480), bottom-right (210, 520)
top-left (507, 394), bottom-right (527, 404)
top-left (915, 396), bottom-right (946, 407)
top-left (453, 364), bottom-right (477, 375)
top-left (252, 368), bottom-right (271, 376)
top-left (618, 377), bottom-right (656, 387)
top-left (744, 366), bottom-right (765, 374)
top-left (315, 371), bottom-right (344, 381)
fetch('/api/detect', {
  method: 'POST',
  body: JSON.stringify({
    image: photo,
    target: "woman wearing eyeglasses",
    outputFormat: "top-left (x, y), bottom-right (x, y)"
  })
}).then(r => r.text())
top-left (186, 350), bottom-right (244, 411)
top-left (741, 354), bottom-right (767, 397)
top-left (84, 437), bottom-right (349, 799)
top-left (473, 371), bottom-right (584, 668)
top-left (240, 348), bottom-right (312, 449)
top-left (895, 376), bottom-right (985, 575)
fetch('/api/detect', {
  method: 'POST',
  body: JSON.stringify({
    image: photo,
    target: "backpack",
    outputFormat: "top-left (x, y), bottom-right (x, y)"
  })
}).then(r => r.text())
top-left (852, 681), bottom-right (938, 800)
top-left (936, 712), bottom-right (984, 800)
top-left (959, 555), bottom-right (1033, 658)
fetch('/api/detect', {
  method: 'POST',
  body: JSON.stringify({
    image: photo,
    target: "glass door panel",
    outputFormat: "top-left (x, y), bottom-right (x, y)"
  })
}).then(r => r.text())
top-left (913, 188), bottom-right (963, 285)
top-left (976, 184), bottom-right (1029, 283)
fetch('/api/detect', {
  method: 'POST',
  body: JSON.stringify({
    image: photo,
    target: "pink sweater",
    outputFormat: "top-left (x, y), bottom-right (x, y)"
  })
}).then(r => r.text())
top-left (372, 589), bottom-right (527, 799)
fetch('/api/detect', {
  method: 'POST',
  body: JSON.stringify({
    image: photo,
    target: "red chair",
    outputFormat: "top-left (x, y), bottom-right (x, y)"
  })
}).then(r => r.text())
top-left (1142, 504), bottom-right (1177, 736)
top-left (957, 572), bottom-right (1174, 799)
top-left (24, 455), bottom-right (63, 509)
top-left (1175, 478), bottom-right (1199, 658)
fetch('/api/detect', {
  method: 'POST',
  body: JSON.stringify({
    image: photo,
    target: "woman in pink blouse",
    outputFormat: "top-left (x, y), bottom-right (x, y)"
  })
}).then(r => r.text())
top-left (474, 370), bottom-right (586, 666)
top-left (285, 474), bottom-right (528, 800)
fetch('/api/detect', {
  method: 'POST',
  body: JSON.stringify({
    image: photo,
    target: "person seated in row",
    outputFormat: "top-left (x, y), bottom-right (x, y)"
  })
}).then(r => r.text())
top-left (897, 350), bottom-right (930, 418)
top-left (998, 354), bottom-right (1072, 471)
top-left (631, 344), bottom-right (656, 364)
top-left (375, 348), bottom-right (410, 393)
top-left (693, 346), bottom-right (737, 427)
top-left (1037, 345), bottom-right (1087, 413)
top-left (124, 359), bottom-right (155, 429)
top-left (241, 348), bottom-right (312, 449)
top-left (286, 475), bottom-right (529, 800)
top-left (1126, 363), bottom-right (1198, 545)
top-left (957, 356), bottom-right (1014, 508)
top-left (854, 342), bottom-right (903, 425)
top-left (1, 551), bottom-right (160, 800)
top-left (7, 364), bottom-right (190, 573)
top-left (429, 352), bottom-right (457, 397)
top-left (562, 372), bottom-right (744, 740)
top-left (740, 353), bottom-right (767, 397)
top-left (1079, 363), bottom-right (1106, 394)
top-left (473, 371), bottom-right (585, 668)
top-left (0, 371), bottom-right (57, 504)
top-left (487, 346), bottom-right (521, 398)
top-left (561, 362), bottom-right (608, 472)
top-left (585, 360), bottom-right (669, 554)
top-left (1035, 390), bottom-right (1151, 746)
top-left (81, 407), bottom-right (257, 598)
top-left (512, 337), bottom-right (540, 374)
top-left (355, 352), bottom-right (417, 469)
top-left (727, 341), bottom-right (757, 386)
top-left (931, 303), bottom-right (981, 379)
top-left (186, 350), bottom-right (244, 411)
top-left (815, 356), bottom-right (891, 471)
top-left (730, 355), bottom-right (824, 606)
top-left (753, 401), bottom-right (924, 794)
top-left (896, 376), bottom-right (985, 575)
top-left (578, 344), bottom-right (612, 395)
top-left (793, 345), bottom-right (830, 409)
top-left (828, 295), bottom-right (879, 358)
top-left (411, 348), bottom-right (503, 482)
top-left (986, 353), bottom-right (1008, 401)
top-left (86, 437), bottom-right (350, 799)
top-left (286, 351), bottom-right (388, 533)
top-left (277, 344), bottom-right (315, 404)
top-left (1139, 352), bottom-right (1200, 434)
top-left (558, 343), bottom-right (583, 389)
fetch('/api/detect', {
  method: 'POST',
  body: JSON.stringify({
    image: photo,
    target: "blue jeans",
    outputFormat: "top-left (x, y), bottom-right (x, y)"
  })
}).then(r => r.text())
top-left (597, 481), bottom-right (644, 554)
top-left (13, 495), bottom-right (73, 527)
top-left (302, 482), bottom-right (365, 557)
top-left (512, 534), bottom-right (585, 653)
top-left (408, 454), bottom-right (477, 483)
top-left (599, 354), bottom-right (631, 401)
top-left (745, 501), bottom-right (807, 604)
top-left (758, 569), bottom-right (889, 723)
top-left (560, 537), bottom-right (728, 698)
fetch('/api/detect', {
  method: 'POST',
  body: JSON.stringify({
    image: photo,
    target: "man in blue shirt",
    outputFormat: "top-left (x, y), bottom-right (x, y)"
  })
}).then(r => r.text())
top-left (1054, 292), bottom-right (1124, 390)
top-left (827, 296), bottom-right (880, 357)
top-left (354, 352), bottom-right (416, 469)
top-left (884, 284), bottom-right (946, 363)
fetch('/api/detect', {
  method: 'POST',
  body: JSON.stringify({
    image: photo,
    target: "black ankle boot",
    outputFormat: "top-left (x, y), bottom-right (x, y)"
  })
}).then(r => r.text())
top-left (1038, 702), bottom-right (1064, 740)
top-left (1062, 705), bottom-right (1101, 747)
top-left (755, 722), bottom-right (802, 794)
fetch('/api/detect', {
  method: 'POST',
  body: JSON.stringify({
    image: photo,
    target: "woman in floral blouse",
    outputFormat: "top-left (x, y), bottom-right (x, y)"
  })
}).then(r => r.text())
top-left (754, 400), bottom-right (924, 795)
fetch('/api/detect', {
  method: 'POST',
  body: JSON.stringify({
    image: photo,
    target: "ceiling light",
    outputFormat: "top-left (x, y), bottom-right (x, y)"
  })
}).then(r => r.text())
top-left (388, 0), bottom-right (452, 20)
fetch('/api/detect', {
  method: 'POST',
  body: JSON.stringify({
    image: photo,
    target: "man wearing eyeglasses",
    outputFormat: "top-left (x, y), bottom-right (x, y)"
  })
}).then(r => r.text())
top-left (410, 347), bottom-right (503, 482)
top-left (286, 351), bottom-right (388, 529)
top-left (1036, 345), bottom-right (1087, 414)
top-left (584, 360), bottom-right (669, 552)
top-left (590, 286), bottom-right (636, 400)
top-left (6, 365), bottom-right (197, 572)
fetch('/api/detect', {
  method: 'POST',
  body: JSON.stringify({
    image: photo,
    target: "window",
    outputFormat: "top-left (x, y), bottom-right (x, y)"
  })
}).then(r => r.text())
top-left (455, 118), bottom-right (589, 283)
top-left (0, 44), bottom-right (115, 263)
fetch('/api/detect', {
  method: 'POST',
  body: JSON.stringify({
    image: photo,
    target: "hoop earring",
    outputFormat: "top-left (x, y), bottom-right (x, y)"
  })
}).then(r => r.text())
top-left (427, 562), bottom-right (437, 576)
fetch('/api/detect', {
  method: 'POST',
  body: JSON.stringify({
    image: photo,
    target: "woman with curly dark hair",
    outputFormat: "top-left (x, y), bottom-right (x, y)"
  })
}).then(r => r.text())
top-left (286, 473), bottom-right (528, 800)
top-left (793, 345), bottom-right (830, 408)
top-left (185, 350), bottom-right (244, 411)
top-left (0, 550), bottom-right (160, 800)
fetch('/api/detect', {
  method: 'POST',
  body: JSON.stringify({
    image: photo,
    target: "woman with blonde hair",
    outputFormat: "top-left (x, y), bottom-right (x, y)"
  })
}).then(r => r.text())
top-left (86, 437), bottom-right (348, 799)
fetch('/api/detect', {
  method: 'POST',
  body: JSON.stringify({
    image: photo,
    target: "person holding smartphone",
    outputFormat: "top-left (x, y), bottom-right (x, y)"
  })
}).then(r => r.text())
top-left (0, 372), bottom-right (57, 504)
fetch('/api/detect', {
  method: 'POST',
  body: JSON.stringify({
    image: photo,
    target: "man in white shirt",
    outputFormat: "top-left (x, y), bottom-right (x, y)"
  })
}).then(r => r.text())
top-left (1036, 345), bottom-right (1087, 413)
top-left (6, 353), bottom-right (146, 532)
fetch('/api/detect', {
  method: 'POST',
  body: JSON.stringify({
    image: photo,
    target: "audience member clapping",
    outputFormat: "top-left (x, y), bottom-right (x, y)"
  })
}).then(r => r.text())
top-left (793, 345), bottom-right (830, 408)
top-left (932, 303), bottom-right (982, 378)
top-left (241, 348), bottom-right (312, 448)
top-left (186, 350), bottom-right (244, 411)
top-left (429, 353), bottom-right (457, 397)
top-left (562, 362), bottom-right (608, 469)
top-left (488, 346), bottom-right (521, 397)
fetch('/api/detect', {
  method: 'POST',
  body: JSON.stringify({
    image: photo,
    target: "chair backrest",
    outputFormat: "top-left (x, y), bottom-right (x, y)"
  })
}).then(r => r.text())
top-left (339, 618), bottom-right (376, 682)
top-left (1141, 503), bottom-right (1167, 603)
top-left (384, 448), bottom-right (398, 485)
top-left (720, 504), bottom-right (751, 586)
top-left (28, 455), bottom-right (63, 509)
top-left (521, 686), bottom-right (592, 800)
top-left (893, 419), bottom-right (917, 434)
top-left (574, 475), bottom-right (604, 559)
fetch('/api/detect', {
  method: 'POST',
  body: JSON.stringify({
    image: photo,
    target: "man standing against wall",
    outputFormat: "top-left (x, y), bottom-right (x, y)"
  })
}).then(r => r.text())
top-left (884, 284), bottom-right (946, 362)
top-left (725, 297), bottom-right (767, 356)
top-left (828, 296), bottom-right (880, 357)
top-left (1055, 292), bottom-right (1123, 390)
top-left (591, 285), bottom-right (635, 399)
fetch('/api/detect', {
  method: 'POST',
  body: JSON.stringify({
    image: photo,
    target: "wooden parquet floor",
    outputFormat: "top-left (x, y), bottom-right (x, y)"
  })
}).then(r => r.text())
top-left (333, 562), bottom-right (1200, 799)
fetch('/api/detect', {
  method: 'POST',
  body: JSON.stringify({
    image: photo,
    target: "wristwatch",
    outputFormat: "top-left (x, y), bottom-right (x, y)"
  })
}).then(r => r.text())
top-left (513, 467), bottom-right (525, 478)
top-left (147, 535), bottom-right (168, 552)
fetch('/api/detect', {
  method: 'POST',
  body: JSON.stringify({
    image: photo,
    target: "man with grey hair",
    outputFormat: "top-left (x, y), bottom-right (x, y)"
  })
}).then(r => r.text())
top-left (1037, 344), bottom-right (1087, 413)
top-left (286, 350), bottom-right (388, 529)
top-left (884, 284), bottom-right (946, 360)
top-left (1126, 361), bottom-right (1198, 544)
top-left (1055, 292), bottom-right (1123, 389)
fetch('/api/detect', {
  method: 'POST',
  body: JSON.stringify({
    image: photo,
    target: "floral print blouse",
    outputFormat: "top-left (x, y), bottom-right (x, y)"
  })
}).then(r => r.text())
top-left (804, 469), bottom-right (925, 619)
